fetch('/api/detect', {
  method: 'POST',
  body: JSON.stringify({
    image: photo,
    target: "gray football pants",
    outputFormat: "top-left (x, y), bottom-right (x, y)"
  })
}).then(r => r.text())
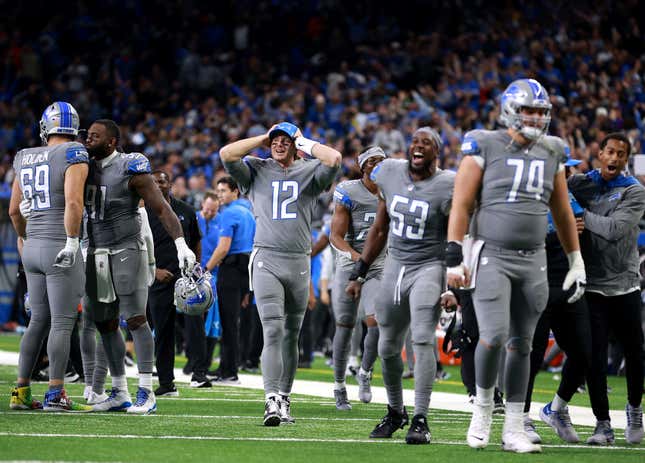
top-left (84, 247), bottom-right (151, 378)
top-left (332, 266), bottom-right (380, 383)
top-left (473, 245), bottom-right (548, 403)
top-left (251, 248), bottom-right (310, 395)
top-left (376, 259), bottom-right (443, 417)
top-left (19, 239), bottom-right (84, 383)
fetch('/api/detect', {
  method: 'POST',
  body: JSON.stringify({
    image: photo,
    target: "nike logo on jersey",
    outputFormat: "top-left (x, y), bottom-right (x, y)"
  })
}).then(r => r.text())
top-left (300, 270), bottom-right (308, 275)
top-left (540, 266), bottom-right (547, 272)
top-left (120, 256), bottom-right (129, 262)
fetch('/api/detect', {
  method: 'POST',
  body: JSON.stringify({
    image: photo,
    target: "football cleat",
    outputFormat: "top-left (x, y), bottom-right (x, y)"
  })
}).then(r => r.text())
top-left (92, 388), bottom-right (132, 412)
top-left (523, 416), bottom-right (542, 444)
top-left (370, 405), bottom-right (409, 438)
top-left (467, 401), bottom-right (493, 448)
top-left (279, 395), bottom-right (295, 424)
top-left (406, 414), bottom-right (431, 444)
top-left (86, 390), bottom-right (109, 405)
top-left (43, 388), bottom-right (92, 412)
top-left (263, 396), bottom-right (281, 427)
top-left (502, 430), bottom-right (542, 453)
top-left (10, 386), bottom-right (43, 410)
top-left (586, 420), bottom-right (615, 445)
top-left (357, 370), bottom-right (373, 403)
top-left (127, 387), bottom-right (156, 414)
top-left (190, 374), bottom-right (212, 388)
top-left (155, 384), bottom-right (179, 397)
top-left (334, 388), bottom-right (352, 411)
top-left (539, 402), bottom-right (579, 443)
top-left (625, 403), bottom-right (644, 444)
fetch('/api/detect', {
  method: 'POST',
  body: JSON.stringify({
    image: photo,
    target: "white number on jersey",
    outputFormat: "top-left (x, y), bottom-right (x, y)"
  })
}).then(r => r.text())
top-left (506, 159), bottom-right (545, 201)
top-left (21, 165), bottom-right (51, 210)
top-left (85, 184), bottom-right (107, 220)
top-left (271, 180), bottom-right (299, 219)
top-left (356, 212), bottom-right (376, 240)
top-left (389, 195), bottom-right (429, 240)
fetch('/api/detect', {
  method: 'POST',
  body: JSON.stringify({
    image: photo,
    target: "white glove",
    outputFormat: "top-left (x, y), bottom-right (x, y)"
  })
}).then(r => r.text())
top-left (19, 197), bottom-right (33, 219)
top-left (53, 237), bottom-right (80, 268)
top-left (446, 264), bottom-right (467, 287)
top-left (175, 237), bottom-right (196, 271)
top-left (563, 250), bottom-right (586, 303)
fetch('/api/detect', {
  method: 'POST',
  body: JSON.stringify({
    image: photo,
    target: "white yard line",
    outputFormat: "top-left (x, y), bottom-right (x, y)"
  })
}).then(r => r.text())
top-left (0, 350), bottom-right (628, 429)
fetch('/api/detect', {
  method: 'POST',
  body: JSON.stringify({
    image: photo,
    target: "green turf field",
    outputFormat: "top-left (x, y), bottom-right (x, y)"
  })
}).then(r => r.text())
top-left (0, 333), bottom-right (642, 462)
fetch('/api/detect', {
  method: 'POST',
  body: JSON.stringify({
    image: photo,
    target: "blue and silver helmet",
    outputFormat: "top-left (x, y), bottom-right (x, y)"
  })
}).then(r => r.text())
top-left (39, 101), bottom-right (80, 144)
top-left (499, 79), bottom-right (552, 140)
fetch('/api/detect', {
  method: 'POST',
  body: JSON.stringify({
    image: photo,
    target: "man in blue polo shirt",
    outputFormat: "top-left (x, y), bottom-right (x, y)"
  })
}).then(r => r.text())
top-left (206, 176), bottom-right (256, 383)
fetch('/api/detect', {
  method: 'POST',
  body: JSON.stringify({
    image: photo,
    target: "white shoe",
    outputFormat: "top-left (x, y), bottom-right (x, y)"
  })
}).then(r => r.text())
top-left (83, 385), bottom-right (92, 400)
top-left (279, 395), bottom-right (295, 424)
top-left (357, 370), bottom-right (373, 403)
top-left (523, 416), bottom-right (542, 444)
top-left (263, 396), bottom-right (281, 426)
top-left (625, 404), bottom-right (644, 444)
top-left (87, 390), bottom-right (109, 405)
top-left (502, 430), bottom-right (542, 453)
top-left (467, 402), bottom-right (493, 448)
top-left (91, 388), bottom-right (132, 412)
top-left (127, 387), bottom-right (157, 414)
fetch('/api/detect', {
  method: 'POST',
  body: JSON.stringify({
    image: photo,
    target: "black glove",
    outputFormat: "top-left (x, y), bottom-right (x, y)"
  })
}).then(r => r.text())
top-left (348, 258), bottom-right (370, 283)
top-left (445, 241), bottom-right (463, 267)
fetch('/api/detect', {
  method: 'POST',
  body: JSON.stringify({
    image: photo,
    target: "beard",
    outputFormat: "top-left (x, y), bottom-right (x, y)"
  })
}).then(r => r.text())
top-left (87, 143), bottom-right (111, 159)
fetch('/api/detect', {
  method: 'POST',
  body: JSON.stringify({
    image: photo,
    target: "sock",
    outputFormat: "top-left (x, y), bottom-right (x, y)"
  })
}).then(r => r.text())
top-left (139, 373), bottom-right (153, 391)
top-left (334, 381), bottom-right (346, 390)
top-left (112, 375), bottom-right (127, 391)
top-left (476, 385), bottom-right (494, 406)
top-left (504, 401), bottom-right (524, 432)
top-left (551, 393), bottom-right (567, 411)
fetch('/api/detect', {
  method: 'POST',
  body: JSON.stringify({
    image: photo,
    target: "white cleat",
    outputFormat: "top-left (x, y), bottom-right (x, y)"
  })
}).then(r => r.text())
top-left (91, 388), bottom-right (132, 412)
top-left (357, 370), bottom-right (373, 403)
top-left (87, 390), bottom-right (109, 405)
top-left (467, 402), bottom-right (493, 449)
top-left (83, 385), bottom-right (92, 401)
top-left (502, 430), bottom-right (542, 453)
top-left (523, 416), bottom-right (542, 444)
top-left (625, 404), bottom-right (644, 444)
top-left (127, 387), bottom-right (157, 414)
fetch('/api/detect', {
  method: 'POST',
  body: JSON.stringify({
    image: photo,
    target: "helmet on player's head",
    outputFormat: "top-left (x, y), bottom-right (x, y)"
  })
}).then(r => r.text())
top-left (39, 101), bottom-right (80, 144)
top-left (174, 264), bottom-right (214, 316)
top-left (499, 79), bottom-right (552, 141)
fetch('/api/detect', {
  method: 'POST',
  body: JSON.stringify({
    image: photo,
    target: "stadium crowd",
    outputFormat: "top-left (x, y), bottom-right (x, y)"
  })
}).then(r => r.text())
top-left (1, 0), bottom-right (645, 454)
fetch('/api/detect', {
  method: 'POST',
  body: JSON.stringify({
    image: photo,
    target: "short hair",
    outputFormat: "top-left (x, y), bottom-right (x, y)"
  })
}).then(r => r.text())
top-left (600, 132), bottom-right (632, 157)
top-left (203, 190), bottom-right (219, 202)
top-left (152, 169), bottom-right (170, 181)
top-left (93, 119), bottom-right (121, 144)
top-left (217, 176), bottom-right (239, 192)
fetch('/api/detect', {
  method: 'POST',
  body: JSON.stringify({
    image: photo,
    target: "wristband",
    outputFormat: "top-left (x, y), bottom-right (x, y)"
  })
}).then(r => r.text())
top-left (348, 258), bottom-right (370, 283)
top-left (445, 241), bottom-right (463, 267)
top-left (295, 136), bottom-right (318, 155)
top-left (65, 236), bottom-right (80, 252)
top-left (174, 237), bottom-right (188, 250)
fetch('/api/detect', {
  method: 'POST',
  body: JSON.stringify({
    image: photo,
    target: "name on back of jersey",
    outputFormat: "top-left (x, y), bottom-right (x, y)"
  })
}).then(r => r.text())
top-left (21, 151), bottom-right (49, 166)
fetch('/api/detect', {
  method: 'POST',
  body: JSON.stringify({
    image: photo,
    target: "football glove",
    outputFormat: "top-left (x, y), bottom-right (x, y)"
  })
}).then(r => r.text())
top-left (175, 237), bottom-right (196, 271)
top-left (53, 237), bottom-right (79, 268)
top-left (563, 250), bottom-right (586, 303)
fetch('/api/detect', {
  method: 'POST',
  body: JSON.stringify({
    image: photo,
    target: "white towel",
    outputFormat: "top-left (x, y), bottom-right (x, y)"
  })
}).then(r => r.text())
top-left (462, 236), bottom-right (485, 290)
top-left (94, 248), bottom-right (117, 303)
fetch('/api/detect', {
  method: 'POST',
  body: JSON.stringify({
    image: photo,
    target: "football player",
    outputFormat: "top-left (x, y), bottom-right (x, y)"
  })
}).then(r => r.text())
top-left (220, 122), bottom-right (341, 426)
top-left (330, 146), bottom-right (386, 409)
top-left (9, 102), bottom-right (91, 411)
top-left (83, 119), bottom-right (195, 414)
top-left (446, 78), bottom-right (585, 453)
top-left (347, 127), bottom-right (454, 444)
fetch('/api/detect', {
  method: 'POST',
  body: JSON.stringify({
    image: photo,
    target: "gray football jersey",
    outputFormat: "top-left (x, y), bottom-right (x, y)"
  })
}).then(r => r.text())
top-left (333, 179), bottom-right (386, 269)
top-left (224, 156), bottom-right (338, 253)
top-left (461, 130), bottom-right (567, 250)
top-left (85, 152), bottom-right (151, 248)
top-left (372, 159), bottom-right (454, 264)
top-left (13, 142), bottom-right (89, 241)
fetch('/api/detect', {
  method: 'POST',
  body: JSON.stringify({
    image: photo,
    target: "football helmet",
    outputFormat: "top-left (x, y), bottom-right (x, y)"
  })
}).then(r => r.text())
top-left (39, 101), bottom-right (80, 144)
top-left (499, 79), bottom-right (552, 140)
top-left (174, 264), bottom-right (214, 316)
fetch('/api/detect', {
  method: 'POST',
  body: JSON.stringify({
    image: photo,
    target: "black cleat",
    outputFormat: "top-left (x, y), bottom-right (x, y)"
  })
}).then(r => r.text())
top-left (154, 383), bottom-right (179, 397)
top-left (406, 414), bottom-right (431, 444)
top-left (370, 405), bottom-right (409, 438)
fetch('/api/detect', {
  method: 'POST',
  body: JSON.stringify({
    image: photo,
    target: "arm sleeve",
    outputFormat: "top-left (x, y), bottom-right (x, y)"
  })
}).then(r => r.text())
top-left (583, 185), bottom-right (645, 241)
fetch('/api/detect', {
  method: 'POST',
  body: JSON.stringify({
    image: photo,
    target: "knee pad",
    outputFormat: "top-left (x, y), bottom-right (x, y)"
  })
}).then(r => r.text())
top-left (95, 318), bottom-right (120, 334)
top-left (262, 318), bottom-right (283, 344)
top-left (506, 336), bottom-right (532, 355)
top-left (259, 303), bottom-right (282, 321)
top-left (126, 315), bottom-right (148, 331)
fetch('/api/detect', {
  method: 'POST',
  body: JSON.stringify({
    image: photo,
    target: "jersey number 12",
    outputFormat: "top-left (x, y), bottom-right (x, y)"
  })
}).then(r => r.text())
top-left (271, 181), bottom-right (299, 219)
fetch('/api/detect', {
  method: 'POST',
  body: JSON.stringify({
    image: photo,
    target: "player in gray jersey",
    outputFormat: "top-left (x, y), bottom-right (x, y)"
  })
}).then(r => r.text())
top-left (9, 101), bottom-right (92, 412)
top-left (330, 146), bottom-right (386, 410)
top-left (567, 133), bottom-right (644, 445)
top-left (221, 121), bottom-right (341, 426)
top-left (83, 119), bottom-right (196, 415)
top-left (346, 127), bottom-right (454, 445)
top-left (446, 79), bottom-right (586, 453)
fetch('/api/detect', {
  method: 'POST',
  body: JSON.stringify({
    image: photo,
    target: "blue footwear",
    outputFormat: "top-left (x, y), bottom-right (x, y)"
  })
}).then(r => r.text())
top-left (92, 388), bottom-right (132, 412)
top-left (43, 388), bottom-right (92, 412)
top-left (127, 387), bottom-right (156, 414)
